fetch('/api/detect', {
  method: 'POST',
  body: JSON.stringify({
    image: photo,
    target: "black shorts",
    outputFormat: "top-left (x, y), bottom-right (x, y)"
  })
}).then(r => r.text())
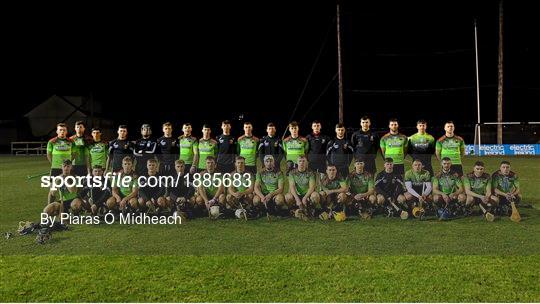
top-left (159, 162), bottom-right (176, 177)
top-left (245, 165), bottom-right (257, 174)
top-left (62, 198), bottom-right (74, 211)
top-left (310, 162), bottom-right (327, 174)
top-left (88, 197), bottom-right (106, 207)
top-left (495, 194), bottom-right (521, 205)
top-left (450, 165), bottom-right (463, 177)
top-left (336, 166), bottom-right (350, 179)
top-left (50, 168), bottom-right (62, 176)
top-left (135, 163), bottom-right (148, 177)
top-left (393, 164), bottom-right (405, 177)
top-left (217, 163), bottom-right (235, 174)
top-left (470, 197), bottom-right (486, 206)
top-left (364, 158), bottom-right (377, 175)
top-left (139, 192), bottom-right (163, 202)
top-left (72, 165), bottom-right (88, 177)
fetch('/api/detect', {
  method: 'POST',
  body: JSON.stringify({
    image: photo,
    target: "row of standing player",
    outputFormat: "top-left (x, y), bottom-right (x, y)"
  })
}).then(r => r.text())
top-left (46, 117), bottom-right (466, 180)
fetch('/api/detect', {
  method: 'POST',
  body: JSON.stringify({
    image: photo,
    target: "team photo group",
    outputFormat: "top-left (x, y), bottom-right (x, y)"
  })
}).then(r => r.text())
top-left (44, 117), bottom-right (523, 223)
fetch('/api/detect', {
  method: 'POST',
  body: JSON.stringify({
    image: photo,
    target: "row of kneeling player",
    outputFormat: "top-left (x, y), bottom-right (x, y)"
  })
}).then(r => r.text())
top-left (43, 153), bottom-right (522, 222)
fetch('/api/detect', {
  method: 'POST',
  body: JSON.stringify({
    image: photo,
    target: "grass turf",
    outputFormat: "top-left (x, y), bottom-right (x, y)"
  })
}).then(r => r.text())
top-left (1, 155), bottom-right (539, 302)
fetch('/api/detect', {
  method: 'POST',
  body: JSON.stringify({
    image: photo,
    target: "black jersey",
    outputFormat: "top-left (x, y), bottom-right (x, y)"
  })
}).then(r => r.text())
top-left (350, 129), bottom-right (380, 158)
top-left (156, 136), bottom-right (178, 164)
top-left (216, 134), bottom-right (236, 166)
top-left (258, 135), bottom-right (284, 164)
top-left (108, 139), bottom-right (134, 171)
top-left (326, 137), bottom-right (354, 168)
top-left (134, 137), bottom-right (157, 173)
top-left (374, 170), bottom-right (405, 198)
top-left (306, 133), bottom-right (331, 165)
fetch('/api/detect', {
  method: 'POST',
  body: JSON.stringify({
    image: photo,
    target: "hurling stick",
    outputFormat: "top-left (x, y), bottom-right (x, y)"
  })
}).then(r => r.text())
top-left (390, 200), bottom-right (408, 220)
top-left (510, 200), bottom-right (521, 223)
top-left (478, 203), bottom-right (495, 222)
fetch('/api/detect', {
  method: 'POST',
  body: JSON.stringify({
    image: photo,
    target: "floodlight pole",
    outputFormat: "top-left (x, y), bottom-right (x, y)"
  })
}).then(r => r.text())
top-left (336, 1), bottom-right (344, 124)
top-left (474, 19), bottom-right (482, 151)
top-left (497, 0), bottom-right (504, 144)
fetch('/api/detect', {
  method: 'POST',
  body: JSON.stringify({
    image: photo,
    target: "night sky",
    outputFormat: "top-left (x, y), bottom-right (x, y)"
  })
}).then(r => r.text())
top-left (4, 1), bottom-right (539, 140)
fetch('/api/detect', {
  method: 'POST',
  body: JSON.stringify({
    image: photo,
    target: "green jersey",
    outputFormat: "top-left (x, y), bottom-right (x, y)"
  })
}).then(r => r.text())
top-left (320, 175), bottom-right (347, 192)
top-left (119, 172), bottom-right (137, 197)
top-left (348, 171), bottom-right (374, 194)
top-left (256, 170), bottom-right (284, 195)
top-left (200, 170), bottom-right (220, 197)
top-left (433, 171), bottom-right (462, 195)
top-left (283, 136), bottom-right (309, 164)
top-left (288, 169), bottom-right (315, 196)
top-left (380, 133), bottom-right (408, 165)
top-left (237, 135), bottom-right (259, 166)
top-left (88, 140), bottom-right (108, 168)
top-left (69, 135), bottom-right (88, 166)
top-left (463, 172), bottom-right (491, 196)
top-left (197, 138), bottom-right (217, 169)
top-left (58, 180), bottom-right (78, 201)
top-left (408, 133), bottom-right (435, 155)
top-left (232, 171), bottom-right (253, 192)
top-left (179, 135), bottom-right (198, 165)
top-left (436, 135), bottom-right (465, 165)
top-left (47, 137), bottom-right (73, 169)
top-left (491, 171), bottom-right (519, 194)
top-left (404, 169), bottom-right (431, 193)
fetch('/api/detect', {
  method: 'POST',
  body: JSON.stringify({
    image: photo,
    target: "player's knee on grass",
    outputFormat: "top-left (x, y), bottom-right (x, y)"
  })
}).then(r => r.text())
top-left (43, 202), bottom-right (61, 216)
top-left (397, 194), bottom-right (406, 204)
top-left (71, 198), bottom-right (83, 214)
top-left (225, 194), bottom-right (233, 204)
top-left (285, 193), bottom-right (295, 206)
top-left (368, 194), bottom-right (377, 205)
top-left (310, 192), bottom-right (320, 205)
top-left (194, 194), bottom-right (204, 206)
top-left (129, 198), bottom-right (139, 209)
top-left (274, 194), bottom-right (285, 207)
top-left (252, 195), bottom-right (261, 206)
top-left (106, 197), bottom-right (117, 210)
top-left (218, 194), bottom-right (226, 206)
top-left (376, 194), bottom-right (385, 205)
top-left (91, 204), bottom-right (98, 215)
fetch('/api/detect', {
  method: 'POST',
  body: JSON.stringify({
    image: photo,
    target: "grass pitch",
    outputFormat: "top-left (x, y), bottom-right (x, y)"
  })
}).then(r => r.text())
top-left (1, 155), bottom-right (539, 302)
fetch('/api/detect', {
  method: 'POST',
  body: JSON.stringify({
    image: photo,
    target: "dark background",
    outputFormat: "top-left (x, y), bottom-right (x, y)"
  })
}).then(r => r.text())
top-left (3, 1), bottom-right (539, 144)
